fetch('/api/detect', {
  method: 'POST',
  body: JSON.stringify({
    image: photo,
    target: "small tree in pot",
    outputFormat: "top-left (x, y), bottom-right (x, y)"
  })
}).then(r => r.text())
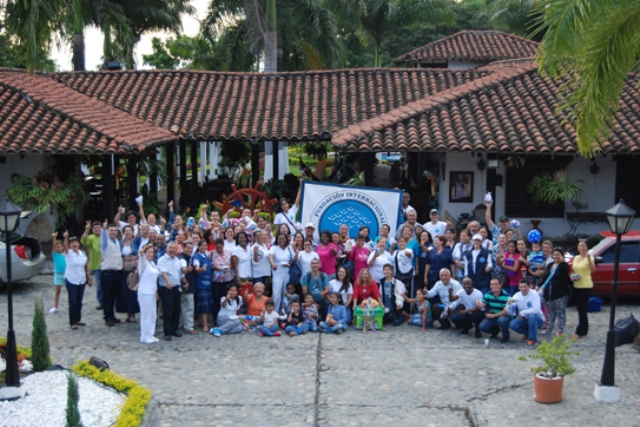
top-left (520, 334), bottom-right (579, 403)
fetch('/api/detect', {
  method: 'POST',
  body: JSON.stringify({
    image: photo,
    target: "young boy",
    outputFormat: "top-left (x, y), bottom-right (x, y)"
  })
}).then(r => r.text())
top-left (282, 283), bottom-right (298, 314)
top-left (302, 293), bottom-right (319, 332)
top-left (284, 300), bottom-right (306, 337)
top-left (527, 241), bottom-right (545, 286)
top-left (50, 232), bottom-right (65, 314)
top-left (258, 299), bottom-right (282, 337)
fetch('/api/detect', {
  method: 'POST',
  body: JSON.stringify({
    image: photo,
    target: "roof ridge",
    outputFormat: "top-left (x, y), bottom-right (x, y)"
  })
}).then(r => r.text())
top-left (332, 63), bottom-right (537, 147)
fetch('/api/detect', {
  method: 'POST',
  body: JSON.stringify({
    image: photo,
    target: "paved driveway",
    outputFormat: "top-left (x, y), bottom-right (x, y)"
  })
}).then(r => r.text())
top-left (1, 276), bottom-right (639, 426)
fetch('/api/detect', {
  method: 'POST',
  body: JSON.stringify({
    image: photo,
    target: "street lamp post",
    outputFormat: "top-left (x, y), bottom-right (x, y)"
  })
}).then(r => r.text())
top-left (594, 199), bottom-right (636, 402)
top-left (0, 198), bottom-right (22, 389)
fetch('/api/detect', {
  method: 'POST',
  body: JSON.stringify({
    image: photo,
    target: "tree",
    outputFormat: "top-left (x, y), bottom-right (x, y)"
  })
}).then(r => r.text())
top-left (475, 0), bottom-right (540, 38)
top-left (65, 371), bottom-right (83, 427)
top-left (143, 37), bottom-right (180, 69)
top-left (31, 298), bottom-right (52, 372)
top-left (535, 0), bottom-right (640, 157)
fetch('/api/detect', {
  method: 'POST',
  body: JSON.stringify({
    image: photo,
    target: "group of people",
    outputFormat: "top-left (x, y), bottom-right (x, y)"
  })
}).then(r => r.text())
top-left (49, 187), bottom-right (596, 347)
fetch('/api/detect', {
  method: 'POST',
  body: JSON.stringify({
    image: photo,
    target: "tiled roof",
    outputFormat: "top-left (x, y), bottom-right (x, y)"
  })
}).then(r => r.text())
top-left (51, 68), bottom-right (488, 141)
top-left (394, 31), bottom-right (539, 65)
top-left (331, 62), bottom-right (640, 154)
top-left (0, 72), bottom-right (177, 155)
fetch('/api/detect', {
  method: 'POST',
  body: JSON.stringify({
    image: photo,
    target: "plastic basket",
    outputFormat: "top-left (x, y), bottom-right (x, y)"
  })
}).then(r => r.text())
top-left (354, 306), bottom-right (385, 330)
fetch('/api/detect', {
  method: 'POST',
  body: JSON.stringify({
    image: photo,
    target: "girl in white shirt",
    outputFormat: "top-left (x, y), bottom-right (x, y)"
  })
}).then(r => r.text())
top-left (328, 266), bottom-right (354, 324)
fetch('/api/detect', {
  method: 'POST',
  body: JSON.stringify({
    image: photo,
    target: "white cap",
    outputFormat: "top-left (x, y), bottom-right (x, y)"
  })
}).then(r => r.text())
top-left (472, 234), bottom-right (482, 241)
top-left (305, 222), bottom-right (316, 229)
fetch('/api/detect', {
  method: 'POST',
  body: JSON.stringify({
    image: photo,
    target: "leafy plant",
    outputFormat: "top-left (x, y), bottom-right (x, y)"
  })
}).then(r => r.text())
top-left (519, 334), bottom-right (579, 378)
top-left (66, 371), bottom-right (83, 427)
top-left (31, 298), bottom-right (52, 372)
top-left (7, 173), bottom-right (89, 227)
top-left (527, 169), bottom-right (585, 205)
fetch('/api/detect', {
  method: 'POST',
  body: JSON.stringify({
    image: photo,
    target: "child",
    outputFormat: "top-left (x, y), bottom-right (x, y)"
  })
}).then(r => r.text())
top-left (409, 289), bottom-right (431, 331)
top-left (302, 293), bottom-right (319, 332)
top-left (50, 232), bottom-right (66, 314)
top-left (319, 293), bottom-right (347, 334)
top-left (284, 300), bottom-right (306, 337)
top-left (527, 242), bottom-right (545, 284)
top-left (282, 283), bottom-right (298, 314)
top-left (258, 299), bottom-right (282, 337)
top-left (381, 264), bottom-right (409, 326)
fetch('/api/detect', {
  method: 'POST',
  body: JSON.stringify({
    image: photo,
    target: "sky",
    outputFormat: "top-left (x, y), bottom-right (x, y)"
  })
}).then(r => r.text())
top-left (50, 0), bottom-right (210, 71)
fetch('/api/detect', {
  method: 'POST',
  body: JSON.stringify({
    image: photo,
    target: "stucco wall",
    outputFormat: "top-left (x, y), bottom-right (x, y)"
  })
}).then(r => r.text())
top-left (448, 60), bottom-right (488, 70)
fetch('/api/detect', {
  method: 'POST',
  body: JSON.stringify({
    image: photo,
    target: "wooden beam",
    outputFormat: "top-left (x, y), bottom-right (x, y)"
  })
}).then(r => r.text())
top-left (166, 143), bottom-right (175, 214)
top-left (272, 141), bottom-right (279, 180)
top-left (179, 140), bottom-right (187, 210)
top-left (101, 155), bottom-right (114, 221)
top-left (126, 155), bottom-right (138, 210)
top-left (191, 141), bottom-right (198, 192)
top-left (252, 141), bottom-right (260, 186)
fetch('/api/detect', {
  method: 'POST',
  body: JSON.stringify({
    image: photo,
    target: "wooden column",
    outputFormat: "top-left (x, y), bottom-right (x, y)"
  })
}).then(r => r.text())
top-left (126, 155), bottom-right (138, 210)
top-left (251, 141), bottom-right (260, 186)
top-left (191, 141), bottom-right (198, 192)
top-left (272, 140), bottom-right (280, 181)
top-left (166, 143), bottom-right (175, 213)
top-left (101, 155), bottom-right (114, 221)
top-left (363, 152), bottom-right (375, 186)
top-left (179, 140), bottom-right (187, 210)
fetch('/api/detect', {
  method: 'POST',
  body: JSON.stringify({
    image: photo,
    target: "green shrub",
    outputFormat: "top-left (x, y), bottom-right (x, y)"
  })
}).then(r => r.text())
top-left (519, 334), bottom-right (579, 378)
top-left (66, 371), bottom-right (83, 427)
top-left (31, 298), bottom-right (51, 371)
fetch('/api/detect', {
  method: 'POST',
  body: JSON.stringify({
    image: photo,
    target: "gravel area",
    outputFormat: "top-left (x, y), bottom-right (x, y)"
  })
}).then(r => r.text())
top-left (0, 370), bottom-right (125, 427)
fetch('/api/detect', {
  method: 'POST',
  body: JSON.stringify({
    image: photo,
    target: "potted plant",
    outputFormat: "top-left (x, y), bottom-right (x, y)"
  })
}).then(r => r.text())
top-left (519, 334), bottom-right (579, 403)
top-left (527, 169), bottom-right (585, 205)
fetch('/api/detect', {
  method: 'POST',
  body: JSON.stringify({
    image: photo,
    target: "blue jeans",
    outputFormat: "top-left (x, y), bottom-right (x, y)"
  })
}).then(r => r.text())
top-left (92, 270), bottom-right (102, 304)
top-left (306, 321), bottom-right (318, 332)
top-left (319, 321), bottom-right (344, 333)
top-left (510, 314), bottom-right (544, 342)
top-left (66, 281), bottom-right (86, 325)
top-left (285, 324), bottom-right (309, 334)
top-left (479, 315), bottom-right (511, 340)
top-left (410, 313), bottom-right (426, 327)
top-left (258, 324), bottom-right (279, 336)
top-left (450, 311), bottom-right (484, 332)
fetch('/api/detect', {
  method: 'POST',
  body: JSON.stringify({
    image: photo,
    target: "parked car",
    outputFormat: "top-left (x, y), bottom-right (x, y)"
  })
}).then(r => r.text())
top-left (566, 231), bottom-right (640, 297)
top-left (0, 229), bottom-right (47, 287)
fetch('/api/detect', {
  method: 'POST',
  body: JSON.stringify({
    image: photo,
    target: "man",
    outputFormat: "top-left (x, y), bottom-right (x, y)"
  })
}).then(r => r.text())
top-left (448, 277), bottom-right (484, 337)
top-left (81, 220), bottom-right (103, 310)
top-left (466, 220), bottom-right (480, 238)
top-left (100, 223), bottom-right (123, 326)
top-left (304, 223), bottom-right (319, 249)
top-left (478, 278), bottom-right (511, 343)
top-left (424, 209), bottom-right (448, 241)
top-left (464, 234), bottom-right (493, 294)
top-left (158, 242), bottom-right (186, 341)
top-left (509, 278), bottom-right (544, 349)
top-left (401, 192), bottom-right (415, 220)
top-left (395, 208), bottom-right (421, 240)
top-left (485, 200), bottom-right (522, 244)
top-left (302, 258), bottom-right (329, 317)
top-left (132, 223), bottom-right (150, 254)
top-left (179, 241), bottom-right (198, 335)
top-left (425, 269), bottom-right (462, 330)
top-left (452, 229), bottom-right (472, 281)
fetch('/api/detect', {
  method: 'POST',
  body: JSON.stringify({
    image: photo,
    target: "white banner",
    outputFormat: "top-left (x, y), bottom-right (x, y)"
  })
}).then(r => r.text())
top-left (299, 182), bottom-right (403, 238)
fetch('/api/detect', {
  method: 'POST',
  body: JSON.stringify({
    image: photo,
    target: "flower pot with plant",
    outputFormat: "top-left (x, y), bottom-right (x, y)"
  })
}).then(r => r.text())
top-left (519, 334), bottom-right (579, 403)
top-left (527, 169), bottom-right (585, 206)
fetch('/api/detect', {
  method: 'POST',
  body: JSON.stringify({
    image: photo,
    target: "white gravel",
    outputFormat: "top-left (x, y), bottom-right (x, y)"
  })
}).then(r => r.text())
top-left (0, 370), bottom-right (125, 427)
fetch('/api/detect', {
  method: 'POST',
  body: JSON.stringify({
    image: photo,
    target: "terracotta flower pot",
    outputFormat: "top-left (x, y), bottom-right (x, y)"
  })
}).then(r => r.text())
top-left (533, 373), bottom-right (564, 403)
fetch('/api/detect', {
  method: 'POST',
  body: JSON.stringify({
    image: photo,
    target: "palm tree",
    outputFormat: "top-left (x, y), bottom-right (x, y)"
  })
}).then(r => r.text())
top-left (475, 0), bottom-right (540, 38)
top-left (355, 0), bottom-right (455, 67)
top-left (535, 0), bottom-right (640, 157)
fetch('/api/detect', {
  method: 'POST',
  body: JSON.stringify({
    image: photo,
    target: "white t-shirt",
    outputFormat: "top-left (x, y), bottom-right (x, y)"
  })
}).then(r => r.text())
top-left (218, 296), bottom-right (243, 322)
top-left (223, 240), bottom-right (236, 252)
top-left (424, 221), bottom-right (448, 241)
top-left (298, 250), bottom-right (320, 277)
top-left (329, 279), bottom-right (354, 305)
top-left (449, 288), bottom-right (484, 311)
top-left (367, 250), bottom-right (393, 283)
top-left (392, 248), bottom-right (414, 275)
top-left (232, 245), bottom-right (252, 279)
top-left (270, 245), bottom-right (293, 278)
top-left (262, 310), bottom-right (280, 327)
top-left (65, 249), bottom-right (88, 285)
top-left (274, 205), bottom-right (299, 235)
top-left (251, 243), bottom-right (272, 278)
top-left (138, 259), bottom-right (159, 295)
top-left (394, 279), bottom-right (407, 308)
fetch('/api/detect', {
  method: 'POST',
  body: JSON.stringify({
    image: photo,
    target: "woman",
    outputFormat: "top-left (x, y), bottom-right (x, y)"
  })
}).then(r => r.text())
top-left (203, 228), bottom-right (217, 252)
top-left (517, 238), bottom-right (530, 285)
top-left (479, 226), bottom-right (494, 251)
top-left (329, 266), bottom-right (354, 324)
top-left (137, 244), bottom-right (160, 343)
top-left (424, 235), bottom-right (455, 288)
top-left (571, 240), bottom-right (596, 339)
top-left (193, 240), bottom-right (213, 332)
top-left (367, 237), bottom-right (393, 285)
top-left (349, 234), bottom-right (371, 281)
top-left (269, 233), bottom-right (295, 312)
top-left (223, 227), bottom-right (236, 252)
top-left (63, 232), bottom-right (91, 330)
top-left (274, 188), bottom-right (301, 236)
top-left (359, 226), bottom-right (375, 251)
top-left (444, 227), bottom-right (458, 250)
top-left (500, 239), bottom-right (521, 296)
top-left (317, 230), bottom-right (338, 279)
top-left (211, 284), bottom-right (244, 337)
top-left (209, 238), bottom-right (234, 322)
top-left (452, 229), bottom-right (472, 281)
top-left (400, 225), bottom-right (419, 273)
top-left (291, 231), bottom-right (305, 252)
top-left (251, 230), bottom-right (272, 290)
top-left (541, 247), bottom-right (572, 336)
top-left (392, 236), bottom-right (414, 296)
top-left (119, 225), bottom-right (140, 323)
top-left (352, 268), bottom-right (384, 309)
top-left (244, 282), bottom-right (268, 317)
top-left (232, 231), bottom-right (253, 298)
top-left (298, 238), bottom-right (320, 277)
top-left (491, 233), bottom-right (508, 283)
top-left (416, 231), bottom-right (434, 290)
top-left (374, 224), bottom-right (393, 251)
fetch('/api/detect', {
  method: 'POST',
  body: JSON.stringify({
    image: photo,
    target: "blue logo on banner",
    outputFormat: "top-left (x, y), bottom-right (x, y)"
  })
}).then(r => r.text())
top-left (319, 201), bottom-right (379, 238)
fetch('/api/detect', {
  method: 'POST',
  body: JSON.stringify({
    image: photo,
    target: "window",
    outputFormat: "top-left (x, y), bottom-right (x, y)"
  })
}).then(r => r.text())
top-left (504, 157), bottom-right (570, 218)
top-left (600, 242), bottom-right (640, 264)
top-left (615, 156), bottom-right (640, 217)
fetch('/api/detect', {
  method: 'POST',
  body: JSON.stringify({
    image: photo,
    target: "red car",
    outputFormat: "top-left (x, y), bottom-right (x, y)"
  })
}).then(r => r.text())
top-left (567, 231), bottom-right (640, 297)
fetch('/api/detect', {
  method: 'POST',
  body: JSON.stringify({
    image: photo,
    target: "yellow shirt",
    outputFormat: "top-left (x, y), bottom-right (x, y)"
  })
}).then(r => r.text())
top-left (572, 256), bottom-right (593, 289)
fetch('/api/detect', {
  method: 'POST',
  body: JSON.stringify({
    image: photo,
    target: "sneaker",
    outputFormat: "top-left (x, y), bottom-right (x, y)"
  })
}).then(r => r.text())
top-left (48, 308), bottom-right (58, 314)
top-left (524, 340), bottom-right (538, 349)
top-left (211, 328), bottom-right (221, 337)
top-left (273, 331), bottom-right (281, 337)
top-left (301, 329), bottom-right (307, 335)
top-left (259, 332), bottom-right (265, 337)
top-left (474, 331), bottom-right (482, 339)
top-left (289, 331), bottom-right (297, 337)
top-left (540, 329), bottom-right (552, 335)
top-left (336, 328), bottom-right (344, 335)
top-left (500, 337), bottom-right (509, 344)
top-left (521, 335), bottom-right (528, 341)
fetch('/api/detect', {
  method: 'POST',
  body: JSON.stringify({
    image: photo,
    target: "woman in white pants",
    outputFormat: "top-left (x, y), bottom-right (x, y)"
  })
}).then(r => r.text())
top-left (269, 233), bottom-right (294, 313)
top-left (137, 244), bottom-right (160, 344)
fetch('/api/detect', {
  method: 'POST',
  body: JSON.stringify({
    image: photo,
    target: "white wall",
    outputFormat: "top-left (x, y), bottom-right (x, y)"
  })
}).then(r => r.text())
top-left (0, 155), bottom-right (49, 199)
top-left (448, 60), bottom-right (488, 70)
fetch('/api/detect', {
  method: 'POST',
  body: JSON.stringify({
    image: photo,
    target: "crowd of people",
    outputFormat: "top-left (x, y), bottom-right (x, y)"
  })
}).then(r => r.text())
top-left (49, 186), bottom-right (596, 347)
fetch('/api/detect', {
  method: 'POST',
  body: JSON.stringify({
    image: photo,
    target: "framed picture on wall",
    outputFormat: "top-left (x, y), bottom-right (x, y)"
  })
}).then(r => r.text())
top-left (449, 171), bottom-right (474, 203)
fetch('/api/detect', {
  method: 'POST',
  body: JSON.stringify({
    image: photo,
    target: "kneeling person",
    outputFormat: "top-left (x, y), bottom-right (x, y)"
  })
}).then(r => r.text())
top-left (449, 277), bottom-right (484, 337)
top-left (478, 278), bottom-right (511, 342)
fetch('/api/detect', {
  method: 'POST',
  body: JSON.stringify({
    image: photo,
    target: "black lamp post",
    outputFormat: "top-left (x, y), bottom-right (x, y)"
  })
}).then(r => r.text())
top-left (599, 199), bottom-right (635, 393)
top-left (0, 198), bottom-right (22, 387)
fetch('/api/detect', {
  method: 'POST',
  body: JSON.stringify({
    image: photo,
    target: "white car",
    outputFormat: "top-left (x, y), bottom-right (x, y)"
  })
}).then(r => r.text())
top-left (0, 231), bottom-right (47, 286)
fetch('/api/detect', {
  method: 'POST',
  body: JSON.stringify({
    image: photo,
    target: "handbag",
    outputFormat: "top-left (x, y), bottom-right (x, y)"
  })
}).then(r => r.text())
top-left (288, 247), bottom-right (302, 284)
top-left (127, 261), bottom-right (146, 291)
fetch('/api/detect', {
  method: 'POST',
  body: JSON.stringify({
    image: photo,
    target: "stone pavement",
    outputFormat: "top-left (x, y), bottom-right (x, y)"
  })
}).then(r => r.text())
top-left (1, 276), bottom-right (639, 427)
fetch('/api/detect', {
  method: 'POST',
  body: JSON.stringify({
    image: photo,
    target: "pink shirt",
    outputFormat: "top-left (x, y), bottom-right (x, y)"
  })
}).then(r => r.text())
top-left (350, 246), bottom-right (370, 281)
top-left (316, 243), bottom-right (337, 276)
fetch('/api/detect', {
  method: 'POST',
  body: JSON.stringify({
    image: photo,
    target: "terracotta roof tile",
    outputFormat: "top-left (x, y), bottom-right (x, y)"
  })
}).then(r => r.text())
top-left (332, 63), bottom-right (640, 154)
top-left (0, 72), bottom-right (177, 155)
top-left (394, 31), bottom-right (538, 65)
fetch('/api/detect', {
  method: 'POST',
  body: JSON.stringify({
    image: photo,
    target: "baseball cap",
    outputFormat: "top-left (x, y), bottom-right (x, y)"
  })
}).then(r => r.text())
top-left (498, 215), bottom-right (509, 222)
top-left (472, 234), bottom-right (482, 241)
top-left (305, 222), bottom-right (316, 229)
top-left (429, 209), bottom-right (438, 215)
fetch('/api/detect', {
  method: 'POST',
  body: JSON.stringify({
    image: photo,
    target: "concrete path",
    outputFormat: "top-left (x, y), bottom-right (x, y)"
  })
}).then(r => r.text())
top-left (1, 276), bottom-right (639, 426)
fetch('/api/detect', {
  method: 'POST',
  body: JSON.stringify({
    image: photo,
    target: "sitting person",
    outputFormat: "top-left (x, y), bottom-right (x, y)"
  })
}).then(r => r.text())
top-left (352, 268), bottom-right (384, 310)
top-left (319, 293), bottom-right (348, 334)
top-left (409, 288), bottom-right (431, 331)
top-left (478, 278), bottom-right (511, 343)
top-left (302, 293), bottom-right (319, 332)
top-left (301, 259), bottom-right (329, 318)
top-left (210, 284), bottom-right (244, 337)
top-left (282, 283), bottom-right (299, 315)
top-left (509, 278), bottom-right (544, 349)
top-left (448, 277), bottom-right (485, 337)
top-left (284, 299), bottom-right (307, 337)
top-left (258, 299), bottom-right (282, 337)
top-left (425, 268), bottom-right (462, 330)
top-left (380, 264), bottom-right (409, 326)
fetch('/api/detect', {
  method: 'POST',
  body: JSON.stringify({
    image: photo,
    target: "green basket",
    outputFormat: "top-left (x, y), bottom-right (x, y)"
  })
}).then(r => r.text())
top-left (354, 306), bottom-right (384, 330)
